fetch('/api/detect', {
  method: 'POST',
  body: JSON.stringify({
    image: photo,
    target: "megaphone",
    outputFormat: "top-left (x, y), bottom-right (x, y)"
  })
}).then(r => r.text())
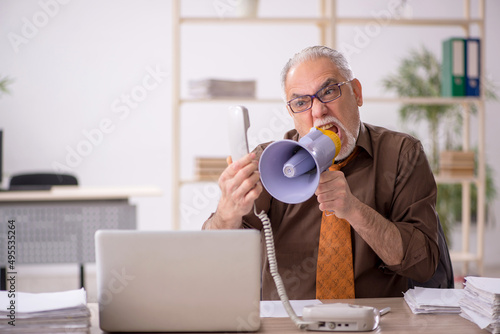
top-left (259, 128), bottom-right (341, 204)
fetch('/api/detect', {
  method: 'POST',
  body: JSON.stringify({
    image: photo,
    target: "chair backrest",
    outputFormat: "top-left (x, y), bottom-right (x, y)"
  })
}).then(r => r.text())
top-left (9, 173), bottom-right (78, 190)
top-left (408, 215), bottom-right (454, 289)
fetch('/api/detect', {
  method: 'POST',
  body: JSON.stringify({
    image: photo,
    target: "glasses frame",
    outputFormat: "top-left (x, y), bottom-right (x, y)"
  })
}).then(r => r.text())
top-left (287, 80), bottom-right (352, 114)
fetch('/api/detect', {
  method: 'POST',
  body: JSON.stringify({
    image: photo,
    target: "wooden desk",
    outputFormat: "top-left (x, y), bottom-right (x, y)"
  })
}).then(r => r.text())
top-left (0, 185), bottom-right (162, 202)
top-left (87, 297), bottom-right (485, 333)
top-left (0, 186), bottom-right (162, 289)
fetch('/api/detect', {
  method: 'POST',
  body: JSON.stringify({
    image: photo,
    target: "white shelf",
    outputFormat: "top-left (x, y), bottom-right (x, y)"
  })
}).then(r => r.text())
top-left (434, 175), bottom-right (478, 185)
top-left (179, 17), bottom-right (483, 27)
top-left (363, 96), bottom-right (482, 105)
top-left (180, 98), bottom-right (283, 104)
top-left (180, 17), bottom-right (331, 25)
top-left (337, 17), bottom-right (484, 27)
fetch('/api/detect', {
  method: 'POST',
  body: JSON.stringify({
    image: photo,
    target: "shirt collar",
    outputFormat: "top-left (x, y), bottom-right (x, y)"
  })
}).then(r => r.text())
top-left (356, 122), bottom-right (373, 158)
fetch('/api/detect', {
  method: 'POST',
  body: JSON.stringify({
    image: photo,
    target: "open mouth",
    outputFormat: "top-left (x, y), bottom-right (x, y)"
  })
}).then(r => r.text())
top-left (318, 123), bottom-right (339, 136)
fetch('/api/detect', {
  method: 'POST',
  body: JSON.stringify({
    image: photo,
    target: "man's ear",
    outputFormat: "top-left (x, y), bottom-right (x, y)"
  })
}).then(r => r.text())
top-left (351, 78), bottom-right (363, 107)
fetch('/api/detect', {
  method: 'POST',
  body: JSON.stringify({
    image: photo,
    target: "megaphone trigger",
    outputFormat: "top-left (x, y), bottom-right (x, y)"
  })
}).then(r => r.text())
top-left (259, 128), bottom-right (341, 204)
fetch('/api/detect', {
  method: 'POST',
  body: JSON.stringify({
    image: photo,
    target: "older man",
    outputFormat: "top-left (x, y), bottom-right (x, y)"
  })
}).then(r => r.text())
top-left (203, 46), bottom-right (441, 300)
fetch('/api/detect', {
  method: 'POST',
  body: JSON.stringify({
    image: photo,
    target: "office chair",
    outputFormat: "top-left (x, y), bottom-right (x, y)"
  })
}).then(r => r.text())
top-left (9, 172), bottom-right (78, 190)
top-left (408, 215), bottom-right (455, 289)
top-left (1, 172), bottom-right (86, 290)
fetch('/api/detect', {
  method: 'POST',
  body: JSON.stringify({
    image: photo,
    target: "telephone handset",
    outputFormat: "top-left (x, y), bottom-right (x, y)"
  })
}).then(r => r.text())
top-left (227, 105), bottom-right (386, 332)
top-left (228, 105), bottom-right (250, 161)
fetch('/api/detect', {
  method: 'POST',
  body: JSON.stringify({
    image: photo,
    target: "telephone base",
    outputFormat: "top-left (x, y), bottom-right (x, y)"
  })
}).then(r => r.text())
top-left (303, 303), bottom-right (380, 332)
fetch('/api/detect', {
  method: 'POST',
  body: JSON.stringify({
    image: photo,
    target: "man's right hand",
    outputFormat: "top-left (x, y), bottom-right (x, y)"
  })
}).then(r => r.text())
top-left (204, 153), bottom-right (262, 230)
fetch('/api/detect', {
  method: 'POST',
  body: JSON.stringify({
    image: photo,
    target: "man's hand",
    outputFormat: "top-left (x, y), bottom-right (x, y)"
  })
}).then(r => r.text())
top-left (315, 170), bottom-right (357, 220)
top-left (204, 153), bottom-right (262, 230)
top-left (315, 169), bottom-right (404, 266)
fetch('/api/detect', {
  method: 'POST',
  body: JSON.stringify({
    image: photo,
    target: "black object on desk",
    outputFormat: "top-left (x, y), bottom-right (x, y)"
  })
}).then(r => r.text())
top-left (9, 173), bottom-right (78, 191)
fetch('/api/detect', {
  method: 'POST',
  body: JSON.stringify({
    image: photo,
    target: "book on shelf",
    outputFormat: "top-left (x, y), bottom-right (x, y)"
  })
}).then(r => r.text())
top-left (465, 38), bottom-right (481, 97)
top-left (188, 79), bottom-right (256, 99)
top-left (195, 157), bottom-right (227, 181)
top-left (439, 150), bottom-right (475, 178)
top-left (441, 37), bottom-right (481, 97)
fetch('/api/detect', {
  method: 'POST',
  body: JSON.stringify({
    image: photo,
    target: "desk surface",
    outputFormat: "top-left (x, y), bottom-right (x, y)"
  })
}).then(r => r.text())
top-left (0, 186), bottom-right (163, 202)
top-left (87, 297), bottom-right (484, 334)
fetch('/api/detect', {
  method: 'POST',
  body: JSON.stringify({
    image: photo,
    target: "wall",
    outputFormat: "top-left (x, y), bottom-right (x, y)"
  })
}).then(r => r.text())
top-left (0, 0), bottom-right (499, 270)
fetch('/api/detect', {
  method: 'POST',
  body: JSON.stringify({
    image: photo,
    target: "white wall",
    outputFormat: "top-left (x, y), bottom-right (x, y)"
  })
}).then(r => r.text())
top-left (1, 0), bottom-right (499, 269)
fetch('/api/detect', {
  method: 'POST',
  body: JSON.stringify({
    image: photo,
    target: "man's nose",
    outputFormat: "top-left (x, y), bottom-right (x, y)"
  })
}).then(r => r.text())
top-left (310, 97), bottom-right (327, 118)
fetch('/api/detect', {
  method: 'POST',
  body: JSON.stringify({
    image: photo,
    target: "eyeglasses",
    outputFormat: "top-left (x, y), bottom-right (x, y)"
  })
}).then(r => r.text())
top-left (287, 80), bottom-right (352, 113)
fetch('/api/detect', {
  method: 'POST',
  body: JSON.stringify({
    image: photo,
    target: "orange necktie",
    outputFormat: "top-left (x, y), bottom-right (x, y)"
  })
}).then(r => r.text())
top-left (316, 147), bottom-right (359, 299)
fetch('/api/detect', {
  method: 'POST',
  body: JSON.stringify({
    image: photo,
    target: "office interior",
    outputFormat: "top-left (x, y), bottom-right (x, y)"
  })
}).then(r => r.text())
top-left (0, 0), bottom-right (499, 302)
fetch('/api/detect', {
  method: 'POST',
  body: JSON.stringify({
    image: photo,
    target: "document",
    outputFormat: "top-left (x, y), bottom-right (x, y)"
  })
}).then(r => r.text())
top-left (261, 299), bottom-right (322, 317)
top-left (0, 288), bottom-right (90, 333)
top-left (403, 287), bottom-right (464, 314)
top-left (459, 276), bottom-right (500, 334)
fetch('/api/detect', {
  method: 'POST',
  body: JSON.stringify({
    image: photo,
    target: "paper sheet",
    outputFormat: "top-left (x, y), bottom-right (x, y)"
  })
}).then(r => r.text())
top-left (403, 287), bottom-right (464, 314)
top-left (0, 288), bottom-right (87, 313)
top-left (260, 299), bottom-right (322, 317)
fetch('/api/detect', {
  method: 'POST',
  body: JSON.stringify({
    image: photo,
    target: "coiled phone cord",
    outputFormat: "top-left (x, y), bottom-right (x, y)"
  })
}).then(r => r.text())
top-left (253, 204), bottom-right (315, 330)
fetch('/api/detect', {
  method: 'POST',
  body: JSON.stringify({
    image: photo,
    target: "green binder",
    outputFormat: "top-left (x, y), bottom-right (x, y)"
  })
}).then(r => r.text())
top-left (441, 38), bottom-right (466, 97)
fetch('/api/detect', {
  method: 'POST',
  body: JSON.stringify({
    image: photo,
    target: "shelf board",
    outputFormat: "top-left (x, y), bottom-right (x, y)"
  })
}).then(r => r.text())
top-left (180, 97), bottom-right (283, 104)
top-left (363, 96), bottom-right (482, 104)
top-left (180, 179), bottom-right (219, 185)
top-left (180, 17), bottom-right (331, 25)
top-left (435, 175), bottom-right (478, 184)
top-left (179, 96), bottom-right (482, 105)
top-left (337, 17), bottom-right (483, 27)
top-left (450, 251), bottom-right (480, 262)
top-left (179, 17), bottom-right (483, 27)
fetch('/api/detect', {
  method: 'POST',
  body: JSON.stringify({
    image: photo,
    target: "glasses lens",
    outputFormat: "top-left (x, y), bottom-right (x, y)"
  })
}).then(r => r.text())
top-left (289, 96), bottom-right (312, 113)
top-left (318, 85), bottom-right (341, 103)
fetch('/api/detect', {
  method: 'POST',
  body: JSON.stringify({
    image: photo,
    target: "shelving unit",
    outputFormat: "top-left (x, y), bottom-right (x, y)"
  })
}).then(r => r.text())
top-left (171, 0), bottom-right (338, 230)
top-left (171, 0), bottom-right (486, 275)
top-left (335, 0), bottom-right (487, 275)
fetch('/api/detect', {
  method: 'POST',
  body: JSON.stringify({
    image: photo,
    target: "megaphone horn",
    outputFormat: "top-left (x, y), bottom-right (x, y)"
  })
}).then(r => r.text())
top-left (259, 127), bottom-right (341, 204)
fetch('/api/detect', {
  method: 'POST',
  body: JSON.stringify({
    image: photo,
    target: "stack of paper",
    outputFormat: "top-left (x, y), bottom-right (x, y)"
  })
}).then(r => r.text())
top-left (460, 276), bottom-right (500, 334)
top-left (0, 288), bottom-right (90, 333)
top-left (188, 79), bottom-right (256, 99)
top-left (403, 286), bottom-right (464, 314)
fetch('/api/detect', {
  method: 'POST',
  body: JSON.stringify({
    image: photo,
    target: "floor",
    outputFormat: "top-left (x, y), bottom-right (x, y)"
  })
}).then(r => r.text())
top-left (9, 262), bottom-right (500, 302)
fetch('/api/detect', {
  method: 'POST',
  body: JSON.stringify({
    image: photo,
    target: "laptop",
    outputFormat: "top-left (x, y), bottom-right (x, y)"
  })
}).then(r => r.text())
top-left (95, 229), bottom-right (261, 332)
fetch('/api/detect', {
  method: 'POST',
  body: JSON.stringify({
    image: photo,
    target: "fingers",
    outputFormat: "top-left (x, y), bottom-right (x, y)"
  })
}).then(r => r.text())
top-left (217, 153), bottom-right (262, 219)
top-left (315, 170), bottom-right (350, 213)
top-left (220, 153), bottom-right (258, 189)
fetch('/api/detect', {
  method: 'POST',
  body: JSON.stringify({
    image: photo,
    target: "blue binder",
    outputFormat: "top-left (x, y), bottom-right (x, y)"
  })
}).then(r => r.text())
top-left (465, 38), bottom-right (480, 96)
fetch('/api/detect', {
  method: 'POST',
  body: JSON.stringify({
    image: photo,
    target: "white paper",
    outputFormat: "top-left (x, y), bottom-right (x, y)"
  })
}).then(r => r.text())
top-left (260, 299), bottom-right (322, 318)
top-left (459, 276), bottom-right (500, 333)
top-left (403, 287), bottom-right (464, 314)
top-left (0, 288), bottom-right (87, 314)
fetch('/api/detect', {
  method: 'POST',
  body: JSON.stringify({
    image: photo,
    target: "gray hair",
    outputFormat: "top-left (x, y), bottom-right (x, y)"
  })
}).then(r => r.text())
top-left (280, 46), bottom-right (354, 100)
